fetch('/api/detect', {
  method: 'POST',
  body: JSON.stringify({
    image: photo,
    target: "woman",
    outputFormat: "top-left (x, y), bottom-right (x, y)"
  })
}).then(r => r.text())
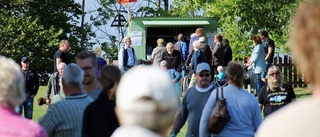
top-left (200, 61), bottom-right (262, 137)
top-left (188, 40), bottom-right (206, 88)
top-left (82, 65), bottom-right (121, 137)
top-left (0, 56), bottom-right (47, 137)
top-left (222, 38), bottom-right (232, 67)
top-left (245, 35), bottom-right (266, 96)
top-left (258, 65), bottom-right (296, 118)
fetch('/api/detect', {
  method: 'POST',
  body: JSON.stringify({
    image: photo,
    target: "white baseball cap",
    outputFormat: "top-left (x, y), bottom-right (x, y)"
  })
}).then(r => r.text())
top-left (116, 65), bottom-right (179, 113)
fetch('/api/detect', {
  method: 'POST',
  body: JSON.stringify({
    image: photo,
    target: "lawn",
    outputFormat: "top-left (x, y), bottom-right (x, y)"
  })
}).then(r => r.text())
top-left (31, 86), bottom-right (311, 137)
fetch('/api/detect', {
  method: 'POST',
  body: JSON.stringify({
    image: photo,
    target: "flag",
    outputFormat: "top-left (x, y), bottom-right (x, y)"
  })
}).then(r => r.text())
top-left (117, 0), bottom-right (138, 6)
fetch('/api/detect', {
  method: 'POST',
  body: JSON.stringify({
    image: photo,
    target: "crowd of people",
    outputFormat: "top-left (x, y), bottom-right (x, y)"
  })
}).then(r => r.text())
top-left (0, 1), bottom-right (319, 137)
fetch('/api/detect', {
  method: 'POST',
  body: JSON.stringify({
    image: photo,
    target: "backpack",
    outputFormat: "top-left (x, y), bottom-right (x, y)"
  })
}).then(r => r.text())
top-left (208, 87), bottom-right (230, 134)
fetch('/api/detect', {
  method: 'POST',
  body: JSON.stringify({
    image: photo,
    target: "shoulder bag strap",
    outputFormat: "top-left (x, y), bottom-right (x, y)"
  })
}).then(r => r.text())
top-left (216, 87), bottom-right (219, 101)
top-left (221, 87), bottom-right (224, 99)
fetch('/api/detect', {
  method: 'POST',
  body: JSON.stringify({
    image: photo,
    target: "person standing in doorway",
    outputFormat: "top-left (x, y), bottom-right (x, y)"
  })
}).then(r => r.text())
top-left (54, 40), bottom-right (71, 72)
top-left (16, 56), bottom-right (39, 119)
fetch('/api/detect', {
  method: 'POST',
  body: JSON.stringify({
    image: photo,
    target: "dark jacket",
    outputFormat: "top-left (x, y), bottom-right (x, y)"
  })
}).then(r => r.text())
top-left (161, 50), bottom-right (182, 71)
top-left (191, 50), bottom-right (206, 74)
top-left (212, 43), bottom-right (224, 67)
top-left (200, 42), bottom-right (212, 66)
top-left (82, 88), bottom-right (119, 137)
top-left (23, 69), bottom-right (39, 97)
top-left (224, 45), bottom-right (233, 66)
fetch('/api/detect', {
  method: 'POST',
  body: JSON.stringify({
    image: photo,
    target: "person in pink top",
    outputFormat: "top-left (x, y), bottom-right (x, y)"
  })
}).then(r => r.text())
top-left (0, 56), bottom-right (48, 137)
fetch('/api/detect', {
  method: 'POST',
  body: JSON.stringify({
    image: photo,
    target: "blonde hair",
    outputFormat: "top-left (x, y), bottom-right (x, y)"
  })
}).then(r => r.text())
top-left (157, 38), bottom-right (164, 45)
top-left (59, 40), bottom-right (69, 48)
top-left (94, 47), bottom-right (102, 56)
top-left (0, 56), bottom-right (25, 108)
top-left (267, 66), bottom-right (284, 91)
top-left (122, 37), bottom-right (131, 43)
top-left (290, 1), bottom-right (320, 84)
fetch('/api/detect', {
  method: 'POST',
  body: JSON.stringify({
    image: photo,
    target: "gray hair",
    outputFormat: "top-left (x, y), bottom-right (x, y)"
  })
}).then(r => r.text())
top-left (199, 37), bottom-right (205, 42)
top-left (57, 62), bottom-right (66, 69)
top-left (267, 65), bottom-right (284, 90)
top-left (0, 56), bottom-right (25, 107)
top-left (160, 60), bottom-right (167, 66)
top-left (193, 40), bottom-right (201, 49)
top-left (62, 63), bottom-right (84, 87)
top-left (122, 37), bottom-right (131, 43)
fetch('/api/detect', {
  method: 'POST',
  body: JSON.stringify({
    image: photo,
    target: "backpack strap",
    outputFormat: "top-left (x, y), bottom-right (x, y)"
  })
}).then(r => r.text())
top-left (221, 87), bottom-right (224, 99)
top-left (216, 87), bottom-right (219, 101)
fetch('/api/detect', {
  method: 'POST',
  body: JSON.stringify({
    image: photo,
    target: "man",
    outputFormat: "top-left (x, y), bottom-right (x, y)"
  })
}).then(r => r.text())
top-left (39, 63), bottom-right (93, 137)
top-left (76, 51), bottom-right (102, 100)
top-left (170, 63), bottom-right (215, 137)
top-left (174, 34), bottom-right (188, 76)
top-left (260, 30), bottom-right (275, 83)
top-left (212, 34), bottom-right (225, 75)
top-left (188, 41), bottom-right (206, 88)
top-left (160, 42), bottom-right (181, 71)
top-left (94, 46), bottom-right (107, 77)
top-left (0, 56), bottom-right (47, 137)
top-left (199, 37), bottom-right (213, 66)
top-left (16, 56), bottom-right (39, 119)
top-left (258, 65), bottom-right (296, 118)
top-left (151, 38), bottom-right (166, 66)
top-left (256, 1), bottom-right (320, 137)
top-left (118, 37), bottom-right (137, 72)
top-left (111, 65), bottom-right (179, 137)
top-left (46, 62), bottom-right (66, 105)
top-left (54, 39), bottom-right (71, 72)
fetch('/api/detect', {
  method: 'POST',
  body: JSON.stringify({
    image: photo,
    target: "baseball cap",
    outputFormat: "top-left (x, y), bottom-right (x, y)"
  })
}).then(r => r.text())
top-left (21, 56), bottom-right (30, 62)
top-left (117, 65), bottom-right (179, 113)
top-left (196, 63), bottom-right (211, 73)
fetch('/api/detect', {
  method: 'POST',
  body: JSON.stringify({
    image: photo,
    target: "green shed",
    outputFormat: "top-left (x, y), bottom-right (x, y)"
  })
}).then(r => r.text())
top-left (126, 17), bottom-right (218, 60)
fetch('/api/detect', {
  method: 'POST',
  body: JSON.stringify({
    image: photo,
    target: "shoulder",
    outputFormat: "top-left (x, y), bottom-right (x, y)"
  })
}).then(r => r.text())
top-left (22, 119), bottom-right (47, 136)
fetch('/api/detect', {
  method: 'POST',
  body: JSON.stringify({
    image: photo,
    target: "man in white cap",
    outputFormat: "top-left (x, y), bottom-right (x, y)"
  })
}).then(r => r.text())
top-left (170, 62), bottom-right (215, 137)
top-left (112, 65), bottom-right (179, 137)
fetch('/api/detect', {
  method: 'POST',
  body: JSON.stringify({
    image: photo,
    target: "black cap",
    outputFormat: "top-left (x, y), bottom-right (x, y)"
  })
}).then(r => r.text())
top-left (21, 56), bottom-right (30, 62)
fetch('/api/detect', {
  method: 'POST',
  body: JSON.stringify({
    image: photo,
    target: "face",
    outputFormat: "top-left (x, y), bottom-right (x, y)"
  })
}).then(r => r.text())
top-left (125, 39), bottom-right (132, 47)
top-left (196, 71), bottom-right (211, 88)
top-left (160, 64), bottom-right (167, 70)
top-left (21, 61), bottom-right (30, 71)
top-left (167, 45), bottom-right (174, 54)
top-left (268, 70), bottom-right (280, 84)
top-left (77, 58), bottom-right (96, 85)
top-left (259, 34), bottom-right (266, 40)
top-left (57, 64), bottom-right (66, 76)
top-left (64, 42), bottom-right (70, 51)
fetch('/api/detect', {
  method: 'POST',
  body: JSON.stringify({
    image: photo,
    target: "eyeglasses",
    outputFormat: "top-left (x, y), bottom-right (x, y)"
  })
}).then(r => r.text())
top-left (199, 73), bottom-right (211, 77)
top-left (269, 72), bottom-right (279, 76)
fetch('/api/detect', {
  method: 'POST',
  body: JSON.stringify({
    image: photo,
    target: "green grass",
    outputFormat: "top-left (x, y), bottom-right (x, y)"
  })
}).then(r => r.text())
top-left (31, 86), bottom-right (311, 136)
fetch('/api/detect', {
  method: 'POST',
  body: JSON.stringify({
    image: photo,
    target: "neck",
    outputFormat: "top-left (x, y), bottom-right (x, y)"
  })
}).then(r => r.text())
top-left (60, 47), bottom-right (65, 52)
top-left (84, 80), bottom-right (100, 93)
top-left (64, 86), bottom-right (82, 96)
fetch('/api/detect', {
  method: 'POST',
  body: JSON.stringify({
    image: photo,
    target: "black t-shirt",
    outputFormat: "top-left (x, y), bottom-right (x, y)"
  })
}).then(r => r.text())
top-left (263, 39), bottom-right (275, 63)
top-left (54, 49), bottom-right (71, 72)
top-left (258, 84), bottom-right (296, 118)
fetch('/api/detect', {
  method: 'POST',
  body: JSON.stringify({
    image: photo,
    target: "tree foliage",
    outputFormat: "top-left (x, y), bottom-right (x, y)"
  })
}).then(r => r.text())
top-left (0, 0), bottom-right (95, 85)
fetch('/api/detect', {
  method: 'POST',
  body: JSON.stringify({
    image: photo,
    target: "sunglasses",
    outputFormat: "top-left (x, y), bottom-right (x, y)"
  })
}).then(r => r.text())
top-left (269, 72), bottom-right (279, 76)
top-left (199, 73), bottom-right (211, 77)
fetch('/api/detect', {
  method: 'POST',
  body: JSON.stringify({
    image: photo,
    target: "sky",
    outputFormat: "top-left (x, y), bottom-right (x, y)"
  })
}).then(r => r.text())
top-left (74, 0), bottom-right (175, 49)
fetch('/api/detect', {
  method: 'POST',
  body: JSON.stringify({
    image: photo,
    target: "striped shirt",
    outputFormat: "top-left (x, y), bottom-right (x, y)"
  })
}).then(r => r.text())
top-left (39, 93), bottom-right (93, 137)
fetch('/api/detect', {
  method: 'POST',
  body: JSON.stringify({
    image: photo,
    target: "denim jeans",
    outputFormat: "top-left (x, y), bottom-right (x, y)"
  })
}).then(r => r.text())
top-left (254, 73), bottom-right (262, 95)
top-left (15, 96), bottom-right (34, 119)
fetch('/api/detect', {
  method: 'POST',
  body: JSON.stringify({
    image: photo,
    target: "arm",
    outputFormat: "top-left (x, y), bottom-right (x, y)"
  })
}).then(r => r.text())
top-left (181, 42), bottom-right (188, 61)
top-left (199, 89), bottom-right (217, 137)
top-left (118, 49), bottom-right (124, 72)
top-left (171, 91), bottom-right (189, 135)
top-left (253, 100), bottom-right (263, 132)
top-left (32, 71), bottom-right (40, 97)
top-left (265, 47), bottom-right (273, 61)
top-left (258, 87), bottom-right (266, 111)
top-left (39, 105), bottom-right (59, 136)
top-left (213, 44), bottom-right (220, 56)
top-left (286, 84), bottom-right (297, 102)
top-left (82, 106), bottom-right (91, 137)
top-left (173, 70), bottom-right (182, 82)
top-left (186, 50), bottom-right (194, 65)
top-left (249, 45), bottom-right (261, 63)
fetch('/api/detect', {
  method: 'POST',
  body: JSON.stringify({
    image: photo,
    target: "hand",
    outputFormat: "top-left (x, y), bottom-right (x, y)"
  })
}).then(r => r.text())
top-left (31, 95), bottom-right (35, 98)
top-left (46, 98), bottom-right (51, 105)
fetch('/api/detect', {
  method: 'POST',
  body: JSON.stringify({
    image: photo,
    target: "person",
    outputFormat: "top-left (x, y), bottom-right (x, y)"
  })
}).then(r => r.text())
top-left (188, 28), bottom-right (203, 56)
top-left (111, 65), bottom-right (179, 137)
top-left (245, 35), bottom-right (266, 96)
top-left (118, 37), bottom-right (137, 73)
top-left (54, 39), bottom-right (71, 72)
top-left (16, 56), bottom-right (39, 119)
top-left (212, 34), bottom-right (225, 75)
top-left (0, 56), bottom-right (48, 137)
top-left (188, 40), bottom-right (206, 88)
top-left (260, 30), bottom-right (275, 83)
top-left (39, 63), bottom-right (93, 137)
top-left (45, 62), bottom-right (66, 105)
top-left (160, 60), bottom-right (182, 100)
top-left (50, 77), bottom-right (65, 104)
top-left (258, 65), bottom-right (296, 118)
top-left (200, 61), bottom-right (262, 137)
top-left (222, 38), bottom-right (233, 67)
top-left (170, 63), bottom-right (215, 137)
top-left (216, 66), bottom-right (225, 81)
top-left (160, 42), bottom-right (181, 71)
top-left (76, 51), bottom-right (102, 100)
top-left (82, 65), bottom-right (121, 137)
top-left (199, 37), bottom-right (213, 67)
top-left (151, 38), bottom-right (166, 66)
top-left (256, 2), bottom-right (320, 136)
top-left (174, 34), bottom-right (188, 76)
top-left (94, 46), bottom-right (107, 78)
